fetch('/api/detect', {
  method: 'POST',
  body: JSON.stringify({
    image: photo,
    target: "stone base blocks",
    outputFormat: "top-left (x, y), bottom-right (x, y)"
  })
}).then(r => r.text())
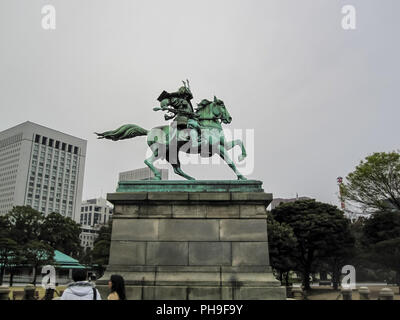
top-left (96, 181), bottom-right (286, 300)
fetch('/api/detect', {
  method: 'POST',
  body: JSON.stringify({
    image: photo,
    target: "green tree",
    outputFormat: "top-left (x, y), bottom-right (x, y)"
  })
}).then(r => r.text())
top-left (2, 206), bottom-right (75, 285)
top-left (22, 240), bottom-right (54, 286)
top-left (341, 218), bottom-right (371, 283)
top-left (40, 212), bottom-right (82, 258)
top-left (5, 206), bottom-right (44, 244)
top-left (362, 210), bottom-right (400, 291)
top-left (0, 216), bottom-right (12, 285)
top-left (320, 225), bottom-right (355, 290)
top-left (271, 199), bottom-right (354, 291)
top-left (3, 207), bottom-right (47, 285)
top-left (92, 221), bottom-right (112, 276)
top-left (79, 248), bottom-right (94, 267)
top-left (363, 210), bottom-right (400, 244)
top-left (341, 152), bottom-right (400, 212)
top-left (267, 214), bottom-right (297, 286)
top-left (372, 239), bottom-right (400, 289)
top-left (6, 249), bottom-right (24, 287)
top-left (0, 238), bottom-right (19, 286)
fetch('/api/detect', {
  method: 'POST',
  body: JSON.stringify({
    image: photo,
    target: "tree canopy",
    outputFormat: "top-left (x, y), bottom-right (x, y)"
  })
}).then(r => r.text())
top-left (0, 206), bottom-right (82, 285)
top-left (267, 214), bottom-right (297, 285)
top-left (270, 199), bottom-right (354, 290)
top-left (6, 206), bottom-right (44, 244)
top-left (92, 221), bottom-right (112, 274)
top-left (40, 212), bottom-right (82, 258)
top-left (341, 151), bottom-right (400, 212)
top-left (361, 210), bottom-right (400, 288)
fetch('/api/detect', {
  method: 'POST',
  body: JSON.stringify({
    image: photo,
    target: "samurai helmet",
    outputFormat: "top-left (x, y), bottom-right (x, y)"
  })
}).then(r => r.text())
top-left (178, 79), bottom-right (193, 99)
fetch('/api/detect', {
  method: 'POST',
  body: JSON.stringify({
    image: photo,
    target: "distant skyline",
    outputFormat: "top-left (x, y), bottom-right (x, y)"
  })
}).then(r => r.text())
top-left (1, 0), bottom-right (399, 207)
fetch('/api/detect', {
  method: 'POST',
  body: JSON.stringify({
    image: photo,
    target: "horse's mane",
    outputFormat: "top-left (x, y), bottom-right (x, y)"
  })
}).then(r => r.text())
top-left (195, 99), bottom-right (212, 112)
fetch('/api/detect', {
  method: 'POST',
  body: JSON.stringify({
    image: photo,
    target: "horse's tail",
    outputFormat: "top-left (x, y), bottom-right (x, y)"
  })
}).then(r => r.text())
top-left (95, 124), bottom-right (148, 141)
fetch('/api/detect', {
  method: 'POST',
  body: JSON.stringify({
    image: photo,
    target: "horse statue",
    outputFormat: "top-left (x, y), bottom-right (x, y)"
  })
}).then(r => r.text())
top-left (95, 96), bottom-right (247, 180)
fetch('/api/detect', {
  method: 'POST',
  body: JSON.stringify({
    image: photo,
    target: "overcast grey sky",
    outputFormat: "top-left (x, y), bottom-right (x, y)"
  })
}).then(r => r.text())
top-left (1, 0), bottom-right (399, 207)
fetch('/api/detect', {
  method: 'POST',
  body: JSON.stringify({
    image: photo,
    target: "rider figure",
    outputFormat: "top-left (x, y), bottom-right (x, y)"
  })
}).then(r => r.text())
top-left (156, 80), bottom-right (201, 148)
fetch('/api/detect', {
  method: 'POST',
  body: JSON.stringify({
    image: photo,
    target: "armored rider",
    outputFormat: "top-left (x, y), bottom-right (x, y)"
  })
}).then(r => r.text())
top-left (156, 80), bottom-right (201, 148)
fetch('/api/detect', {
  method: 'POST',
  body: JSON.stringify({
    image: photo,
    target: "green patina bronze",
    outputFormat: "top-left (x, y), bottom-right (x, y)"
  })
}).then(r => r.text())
top-left (95, 80), bottom-right (248, 181)
top-left (116, 180), bottom-right (263, 193)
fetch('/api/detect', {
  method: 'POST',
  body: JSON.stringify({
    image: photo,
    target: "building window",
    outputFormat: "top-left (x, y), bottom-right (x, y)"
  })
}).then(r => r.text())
top-left (42, 137), bottom-right (47, 145)
top-left (55, 141), bottom-right (60, 149)
top-left (35, 135), bottom-right (41, 143)
top-left (68, 144), bottom-right (72, 153)
top-left (74, 146), bottom-right (78, 155)
top-left (61, 143), bottom-right (66, 151)
top-left (49, 139), bottom-right (54, 147)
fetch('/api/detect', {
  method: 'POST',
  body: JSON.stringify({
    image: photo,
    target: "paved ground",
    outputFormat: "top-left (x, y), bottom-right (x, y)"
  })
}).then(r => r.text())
top-left (5, 284), bottom-right (399, 300)
top-left (6, 286), bottom-right (67, 300)
top-left (305, 285), bottom-right (400, 300)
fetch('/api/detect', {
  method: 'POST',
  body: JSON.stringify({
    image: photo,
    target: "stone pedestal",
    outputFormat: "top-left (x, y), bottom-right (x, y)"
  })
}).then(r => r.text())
top-left (341, 287), bottom-right (352, 300)
top-left (291, 287), bottom-right (304, 300)
top-left (0, 288), bottom-right (10, 300)
top-left (378, 287), bottom-right (394, 300)
top-left (358, 287), bottom-right (370, 300)
top-left (96, 180), bottom-right (286, 300)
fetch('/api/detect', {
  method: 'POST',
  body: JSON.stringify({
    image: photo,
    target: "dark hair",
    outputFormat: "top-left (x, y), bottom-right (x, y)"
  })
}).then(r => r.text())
top-left (110, 274), bottom-right (126, 300)
top-left (72, 269), bottom-right (87, 282)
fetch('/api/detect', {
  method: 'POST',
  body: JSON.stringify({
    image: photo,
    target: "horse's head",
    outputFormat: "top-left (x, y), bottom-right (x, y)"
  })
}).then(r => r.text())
top-left (211, 96), bottom-right (232, 124)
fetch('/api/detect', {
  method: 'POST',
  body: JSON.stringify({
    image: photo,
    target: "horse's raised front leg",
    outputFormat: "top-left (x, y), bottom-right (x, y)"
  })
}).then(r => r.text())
top-left (218, 145), bottom-right (247, 180)
top-left (224, 139), bottom-right (247, 162)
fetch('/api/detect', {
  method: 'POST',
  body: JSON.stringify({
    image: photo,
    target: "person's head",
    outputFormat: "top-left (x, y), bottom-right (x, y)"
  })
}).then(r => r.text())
top-left (72, 269), bottom-right (87, 282)
top-left (108, 274), bottom-right (126, 300)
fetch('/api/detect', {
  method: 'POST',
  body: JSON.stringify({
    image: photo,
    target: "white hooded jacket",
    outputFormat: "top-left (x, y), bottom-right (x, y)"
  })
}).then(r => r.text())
top-left (61, 281), bottom-right (102, 300)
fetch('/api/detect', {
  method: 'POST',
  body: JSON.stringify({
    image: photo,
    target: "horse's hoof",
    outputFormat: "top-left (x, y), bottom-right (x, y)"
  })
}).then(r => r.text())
top-left (238, 154), bottom-right (247, 162)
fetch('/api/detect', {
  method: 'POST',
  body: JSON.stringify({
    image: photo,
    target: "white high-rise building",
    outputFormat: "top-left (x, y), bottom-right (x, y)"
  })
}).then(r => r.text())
top-left (0, 121), bottom-right (87, 221)
top-left (79, 197), bottom-right (113, 250)
top-left (119, 167), bottom-right (169, 181)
